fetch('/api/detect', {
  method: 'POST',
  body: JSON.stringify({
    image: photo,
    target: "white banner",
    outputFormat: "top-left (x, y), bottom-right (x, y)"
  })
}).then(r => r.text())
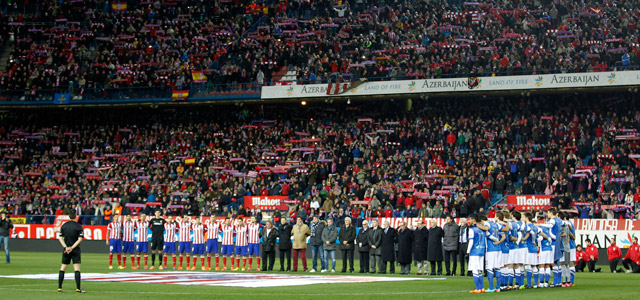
top-left (261, 71), bottom-right (640, 99)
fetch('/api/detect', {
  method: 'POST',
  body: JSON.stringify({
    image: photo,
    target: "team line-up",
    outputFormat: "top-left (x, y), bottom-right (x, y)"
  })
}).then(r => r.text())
top-left (105, 208), bottom-right (615, 293)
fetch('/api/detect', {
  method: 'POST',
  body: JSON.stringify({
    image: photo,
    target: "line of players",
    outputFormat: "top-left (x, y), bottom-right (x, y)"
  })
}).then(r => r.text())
top-left (106, 210), bottom-right (262, 271)
top-left (466, 207), bottom-right (576, 293)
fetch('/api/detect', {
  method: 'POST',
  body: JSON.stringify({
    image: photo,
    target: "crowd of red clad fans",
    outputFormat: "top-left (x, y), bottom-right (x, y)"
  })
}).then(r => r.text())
top-left (0, 92), bottom-right (638, 225)
top-left (1, 0), bottom-right (640, 100)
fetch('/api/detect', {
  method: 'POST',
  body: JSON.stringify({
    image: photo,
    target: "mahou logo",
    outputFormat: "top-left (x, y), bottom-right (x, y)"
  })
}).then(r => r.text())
top-left (252, 197), bottom-right (281, 207)
top-left (516, 195), bottom-right (550, 206)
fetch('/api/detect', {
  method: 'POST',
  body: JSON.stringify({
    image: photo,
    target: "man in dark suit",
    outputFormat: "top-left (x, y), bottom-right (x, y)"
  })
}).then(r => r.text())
top-left (368, 219), bottom-right (383, 273)
top-left (397, 221), bottom-right (414, 275)
top-left (413, 220), bottom-right (429, 275)
top-left (278, 217), bottom-right (292, 271)
top-left (357, 220), bottom-right (370, 273)
top-left (427, 219), bottom-right (444, 275)
top-left (260, 221), bottom-right (279, 271)
top-left (339, 217), bottom-right (357, 273)
top-left (381, 220), bottom-right (397, 274)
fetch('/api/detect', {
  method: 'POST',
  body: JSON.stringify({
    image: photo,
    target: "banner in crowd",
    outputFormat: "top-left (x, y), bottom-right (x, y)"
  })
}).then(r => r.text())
top-left (261, 71), bottom-right (640, 99)
top-left (506, 195), bottom-right (553, 211)
top-left (243, 196), bottom-right (291, 211)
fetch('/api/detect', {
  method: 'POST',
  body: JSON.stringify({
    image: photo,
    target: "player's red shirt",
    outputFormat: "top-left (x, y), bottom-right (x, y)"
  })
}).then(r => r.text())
top-left (164, 222), bottom-right (178, 242)
top-left (607, 244), bottom-right (622, 261)
top-left (221, 224), bottom-right (234, 245)
top-left (192, 224), bottom-right (205, 244)
top-left (135, 219), bottom-right (149, 242)
top-left (107, 221), bottom-right (122, 240)
top-left (122, 220), bottom-right (136, 242)
top-left (247, 223), bottom-right (260, 244)
top-left (178, 221), bottom-right (192, 242)
top-left (577, 250), bottom-right (588, 262)
top-left (585, 244), bottom-right (599, 260)
top-left (205, 220), bottom-right (220, 240)
top-left (625, 243), bottom-right (640, 262)
top-left (235, 225), bottom-right (248, 247)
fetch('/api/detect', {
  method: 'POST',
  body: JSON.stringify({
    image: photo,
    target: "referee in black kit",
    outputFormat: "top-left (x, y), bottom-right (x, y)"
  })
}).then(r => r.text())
top-left (57, 210), bottom-right (86, 293)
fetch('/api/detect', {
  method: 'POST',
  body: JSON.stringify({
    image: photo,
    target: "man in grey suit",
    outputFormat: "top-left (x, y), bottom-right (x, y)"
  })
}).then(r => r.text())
top-left (368, 219), bottom-right (383, 273)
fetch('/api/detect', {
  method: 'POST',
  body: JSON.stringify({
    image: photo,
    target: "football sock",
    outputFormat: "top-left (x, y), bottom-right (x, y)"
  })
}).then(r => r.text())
top-left (207, 256), bottom-right (211, 268)
top-left (517, 267), bottom-right (524, 285)
top-left (75, 271), bottom-right (81, 290)
top-left (545, 267), bottom-right (551, 283)
top-left (223, 257), bottom-right (227, 267)
top-left (117, 254), bottom-right (122, 266)
top-left (243, 258), bottom-right (247, 269)
top-left (144, 254), bottom-right (148, 266)
top-left (570, 266), bottom-right (575, 283)
top-left (186, 255), bottom-right (190, 268)
top-left (487, 269), bottom-right (494, 290)
top-left (179, 255), bottom-right (183, 267)
top-left (163, 255), bottom-right (168, 267)
top-left (248, 258), bottom-right (253, 269)
top-left (533, 267), bottom-right (539, 286)
top-left (257, 257), bottom-right (261, 268)
top-left (109, 253), bottom-right (113, 266)
top-left (172, 255), bottom-right (177, 267)
top-left (151, 253), bottom-right (156, 265)
top-left (200, 256), bottom-right (204, 267)
top-left (58, 271), bottom-right (65, 289)
top-left (216, 256), bottom-right (219, 268)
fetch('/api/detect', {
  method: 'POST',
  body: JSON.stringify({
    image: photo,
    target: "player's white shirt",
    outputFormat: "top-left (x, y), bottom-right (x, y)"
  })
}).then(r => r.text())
top-left (221, 224), bottom-right (234, 245)
top-left (192, 224), bottom-right (205, 244)
top-left (122, 220), bottom-right (136, 242)
top-left (247, 223), bottom-right (261, 244)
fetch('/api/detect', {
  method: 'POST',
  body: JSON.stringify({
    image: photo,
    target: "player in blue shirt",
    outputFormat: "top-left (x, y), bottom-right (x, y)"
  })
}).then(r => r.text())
top-left (538, 216), bottom-right (555, 288)
top-left (541, 208), bottom-right (564, 287)
top-left (562, 213), bottom-right (577, 285)
top-left (484, 214), bottom-right (506, 293)
top-left (468, 214), bottom-right (487, 294)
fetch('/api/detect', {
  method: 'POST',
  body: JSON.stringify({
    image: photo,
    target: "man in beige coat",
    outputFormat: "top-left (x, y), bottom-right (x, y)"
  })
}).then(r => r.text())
top-left (292, 216), bottom-right (311, 272)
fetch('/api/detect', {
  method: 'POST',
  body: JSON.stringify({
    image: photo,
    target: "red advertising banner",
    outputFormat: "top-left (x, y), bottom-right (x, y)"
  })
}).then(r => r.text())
top-left (13, 224), bottom-right (108, 240)
top-left (243, 196), bottom-right (290, 211)
top-left (506, 195), bottom-right (553, 211)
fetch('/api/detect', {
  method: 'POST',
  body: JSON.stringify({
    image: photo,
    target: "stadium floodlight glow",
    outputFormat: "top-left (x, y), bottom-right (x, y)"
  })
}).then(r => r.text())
top-left (347, 99), bottom-right (351, 104)
top-left (301, 101), bottom-right (307, 106)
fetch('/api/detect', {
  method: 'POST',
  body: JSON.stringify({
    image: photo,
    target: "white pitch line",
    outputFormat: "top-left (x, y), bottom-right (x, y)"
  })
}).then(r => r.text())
top-left (0, 286), bottom-right (471, 296)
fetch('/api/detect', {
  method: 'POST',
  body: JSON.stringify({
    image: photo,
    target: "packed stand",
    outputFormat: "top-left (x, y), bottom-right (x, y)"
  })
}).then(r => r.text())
top-left (0, 92), bottom-right (638, 225)
top-left (2, 0), bottom-right (640, 100)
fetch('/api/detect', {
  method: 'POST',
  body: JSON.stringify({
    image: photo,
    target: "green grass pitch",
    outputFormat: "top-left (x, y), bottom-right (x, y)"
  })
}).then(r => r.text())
top-left (0, 252), bottom-right (635, 299)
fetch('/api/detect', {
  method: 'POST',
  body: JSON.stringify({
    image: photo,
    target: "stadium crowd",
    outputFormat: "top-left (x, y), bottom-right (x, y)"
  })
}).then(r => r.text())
top-left (1, 0), bottom-right (640, 99)
top-left (0, 92), bottom-right (639, 225)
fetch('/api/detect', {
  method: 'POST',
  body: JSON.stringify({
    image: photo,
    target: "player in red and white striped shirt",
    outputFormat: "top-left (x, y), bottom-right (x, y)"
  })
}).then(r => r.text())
top-left (162, 216), bottom-right (178, 270)
top-left (191, 216), bottom-right (206, 270)
top-left (121, 215), bottom-right (137, 269)
top-left (106, 215), bottom-right (123, 269)
top-left (246, 216), bottom-right (262, 271)
top-left (220, 218), bottom-right (235, 270)
top-left (205, 215), bottom-right (220, 270)
top-left (177, 215), bottom-right (192, 270)
top-left (135, 213), bottom-right (149, 269)
top-left (234, 219), bottom-right (248, 271)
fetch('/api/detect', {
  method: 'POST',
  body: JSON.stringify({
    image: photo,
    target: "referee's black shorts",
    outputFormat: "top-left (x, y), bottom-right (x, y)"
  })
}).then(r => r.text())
top-left (62, 249), bottom-right (81, 264)
top-left (151, 237), bottom-right (164, 251)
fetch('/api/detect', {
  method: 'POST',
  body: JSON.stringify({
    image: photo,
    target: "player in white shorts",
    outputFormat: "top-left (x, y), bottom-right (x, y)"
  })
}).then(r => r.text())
top-left (537, 219), bottom-right (554, 288)
top-left (483, 214), bottom-right (505, 293)
top-left (562, 214), bottom-right (576, 285)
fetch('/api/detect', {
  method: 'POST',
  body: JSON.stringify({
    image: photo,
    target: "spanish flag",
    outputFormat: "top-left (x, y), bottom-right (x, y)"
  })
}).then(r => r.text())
top-left (192, 71), bottom-right (207, 82)
top-left (184, 158), bottom-right (195, 165)
top-left (171, 90), bottom-right (189, 101)
top-left (112, 2), bottom-right (127, 12)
